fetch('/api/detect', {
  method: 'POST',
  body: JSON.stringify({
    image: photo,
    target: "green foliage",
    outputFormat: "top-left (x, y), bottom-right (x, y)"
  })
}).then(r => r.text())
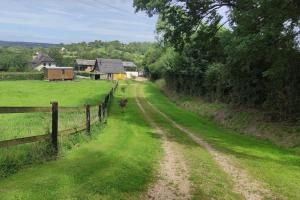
top-left (204, 63), bottom-right (228, 101)
top-left (134, 0), bottom-right (300, 119)
top-left (62, 40), bottom-right (154, 69)
top-left (75, 71), bottom-right (91, 77)
top-left (0, 40), bottom-right (155, 72)
top-left (0, 47), bottom-right (32, 71)
top-left (0, 72), bottom-right (43, 80)
top-left (48, 48), bottom-right (63, 66)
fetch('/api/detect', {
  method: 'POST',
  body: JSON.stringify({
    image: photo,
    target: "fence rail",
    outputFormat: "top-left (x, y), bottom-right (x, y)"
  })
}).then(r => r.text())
top-left (0, 106), bottom-right (89, 114)
top-left (0, 134), bottom-right (50, 148)
top-left (0, 82), bottom-right (118, 152)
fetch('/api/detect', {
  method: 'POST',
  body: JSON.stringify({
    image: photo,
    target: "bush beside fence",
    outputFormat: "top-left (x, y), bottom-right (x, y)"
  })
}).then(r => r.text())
top-left (0, 82), bottom-right (118, 153)
top-left (75, 71), bottom-right (91, 78)
top-left (0, 72), bottom-right (44, 80)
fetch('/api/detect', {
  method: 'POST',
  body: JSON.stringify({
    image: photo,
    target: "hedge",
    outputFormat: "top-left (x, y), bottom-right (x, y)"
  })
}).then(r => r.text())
top-left (75, 71), bottom-right (91, 77)
top-left (0, 72), bottom-right (44, 80)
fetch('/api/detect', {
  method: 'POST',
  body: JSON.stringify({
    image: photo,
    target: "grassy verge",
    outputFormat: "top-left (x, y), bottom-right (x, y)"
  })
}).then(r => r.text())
top-left (143, 81), bottom-right (300, 200)
top-left (155, 79), bottom-right (300, 149)
top-left (0, 82), bottom-right (161, 200)
top-left (136, 83), bottom-right (242, 199)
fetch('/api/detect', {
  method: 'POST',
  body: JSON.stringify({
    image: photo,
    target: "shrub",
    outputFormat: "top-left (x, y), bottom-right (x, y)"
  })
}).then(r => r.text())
top-left (0, 72), bottom-right (44, 80)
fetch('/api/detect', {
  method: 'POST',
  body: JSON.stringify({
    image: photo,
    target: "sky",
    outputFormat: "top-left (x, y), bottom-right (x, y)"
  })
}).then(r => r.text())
top-left (0, 0), bottom-right (158, 44)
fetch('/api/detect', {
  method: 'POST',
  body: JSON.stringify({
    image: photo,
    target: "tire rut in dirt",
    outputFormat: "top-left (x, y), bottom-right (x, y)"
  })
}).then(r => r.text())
top-left (135, 86), bottom-right (191, 200)
top-left (141, 85), bottom-right (277, 200)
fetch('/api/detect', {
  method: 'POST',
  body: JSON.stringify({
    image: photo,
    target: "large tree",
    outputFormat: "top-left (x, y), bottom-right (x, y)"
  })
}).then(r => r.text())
top-left (134, 0), bottom-right (300, 118)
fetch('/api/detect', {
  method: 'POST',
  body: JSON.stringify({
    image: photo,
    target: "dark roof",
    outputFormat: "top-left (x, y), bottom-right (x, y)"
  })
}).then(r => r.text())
top-left (95, 58), bottom-right (124, 73)
top-left (32, 53), bottom-right (55, 67)
top-left (122, 61), bottom-right (137, 68)
top-left (75, 59), bottom-right (95, 66)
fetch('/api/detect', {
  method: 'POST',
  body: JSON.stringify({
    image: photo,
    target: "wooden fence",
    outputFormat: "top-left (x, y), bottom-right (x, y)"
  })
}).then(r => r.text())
top-left (0, 82), bottom-right (118, 153)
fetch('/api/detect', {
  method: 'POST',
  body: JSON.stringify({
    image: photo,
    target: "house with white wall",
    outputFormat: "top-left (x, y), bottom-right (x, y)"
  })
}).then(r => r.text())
top-left (123, 61), bottom-right (138, 78)
top-left (31, 52), bottom-right (56, 71)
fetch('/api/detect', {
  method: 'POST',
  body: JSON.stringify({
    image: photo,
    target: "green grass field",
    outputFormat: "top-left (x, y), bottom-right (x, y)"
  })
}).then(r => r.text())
top-left (0, 80), bottom-right (113, 177)
top-left (0, 80), bottom-right (113, 140)
top-left (143, 82), bottom-right (300, 199)
top-left (0, 83), bottom-right (161, 199)
top-left (1, 80), bottom-right (300, 199)
top-left (0, 80), bottom-right (113, 106)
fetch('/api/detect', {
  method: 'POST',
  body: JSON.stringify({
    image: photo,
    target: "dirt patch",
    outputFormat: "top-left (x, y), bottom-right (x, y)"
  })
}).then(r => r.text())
top-left (143, 95), bottom-right (276, 200)
top-left (135, 88), bottom-right (191, 200)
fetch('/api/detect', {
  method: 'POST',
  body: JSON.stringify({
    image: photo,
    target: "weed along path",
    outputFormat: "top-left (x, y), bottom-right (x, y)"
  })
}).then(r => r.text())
top-left (135, 85), bottom-right (191, 200)
top-left (139, 84), bottom-right (272, 200)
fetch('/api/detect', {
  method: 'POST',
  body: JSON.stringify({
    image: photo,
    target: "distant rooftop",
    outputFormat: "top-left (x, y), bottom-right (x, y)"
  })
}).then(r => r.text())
top-left (95, 58), bottom-right (124, 73)
top-left (122, 61), bottom-right (137, 68)
top-left (75, 59), bottom-right (95, 66)
top-left (31, 52), bottom-right (55, 67)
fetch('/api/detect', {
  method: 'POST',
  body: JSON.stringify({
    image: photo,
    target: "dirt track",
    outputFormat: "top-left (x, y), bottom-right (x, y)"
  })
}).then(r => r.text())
top-left (139, 84), bottom-right (275, 200)
top-left (135, 86), bottom-right (191, 200)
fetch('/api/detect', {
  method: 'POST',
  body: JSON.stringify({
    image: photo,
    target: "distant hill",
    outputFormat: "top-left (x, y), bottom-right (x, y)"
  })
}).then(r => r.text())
top-left (0, 40), bottom-right (58, 48)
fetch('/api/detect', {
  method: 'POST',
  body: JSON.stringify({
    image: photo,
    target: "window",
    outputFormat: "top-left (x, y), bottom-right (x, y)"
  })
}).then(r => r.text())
top-left (49, 63), bottom-right (52, 66)
top-left (43, 63), bottom-right (46, 66)
top-left (62, 69), bottom-right (65, 75)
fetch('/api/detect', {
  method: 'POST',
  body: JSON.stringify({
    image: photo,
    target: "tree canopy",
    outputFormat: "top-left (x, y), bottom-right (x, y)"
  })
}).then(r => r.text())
top-left (134, 0), bottom-right (300, 119)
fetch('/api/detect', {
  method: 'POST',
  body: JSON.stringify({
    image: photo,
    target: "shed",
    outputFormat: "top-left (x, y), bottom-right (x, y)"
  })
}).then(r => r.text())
top-left (93, 58), bottom-right (126, 80)
top-left (75, 59), bottom-right (95, 72)
top-left (44, 67), bottom-right (74, 81)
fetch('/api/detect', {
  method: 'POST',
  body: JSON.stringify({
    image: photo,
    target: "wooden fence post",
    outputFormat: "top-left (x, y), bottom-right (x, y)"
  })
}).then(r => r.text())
top-left (86, 105), bottom-right (90, 134)
top-left (51, 102), bottom-right (58, 153)
top-left (98, 104), bottom-right (102, 122)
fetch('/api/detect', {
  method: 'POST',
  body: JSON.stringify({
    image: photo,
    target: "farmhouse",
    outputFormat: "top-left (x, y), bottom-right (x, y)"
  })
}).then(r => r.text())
top-left (44, 67), bottom-right (74, 81)
top-left (75, 59), bottom-right (95, 72)
top-left (31, 52), bottom-right (56, 71)
top-left (123, 61), bottom-right (138, 78)
top-left (92, 58), bottom-right (126, 80)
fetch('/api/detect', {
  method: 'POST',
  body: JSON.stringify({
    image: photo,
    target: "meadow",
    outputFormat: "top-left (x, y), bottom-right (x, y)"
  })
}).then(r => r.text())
top-left (0, 80), bottom-right (113, 177)
top-left (0, 80), bottom-right (113, 140)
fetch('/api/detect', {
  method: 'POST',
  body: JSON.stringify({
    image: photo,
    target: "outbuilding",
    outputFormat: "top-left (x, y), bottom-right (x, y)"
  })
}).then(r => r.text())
top-left (92, 58), bottom-right (126, 80)
top-left (123, 61), bottom-right (138, 79)
top-left (75, 59), bottom-right (95, 72)
top-left (44, 67), bottom-right (74, 81)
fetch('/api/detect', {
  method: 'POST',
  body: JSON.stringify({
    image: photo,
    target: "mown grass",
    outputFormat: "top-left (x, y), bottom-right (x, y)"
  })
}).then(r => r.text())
top-left (0, 80), bottom-right (113, 177)
top-left (0, 80), bottom-right (113, 140)
top-left (136, 84), bottom-right (242, 200)
top-left (143, 81), bottom-right (300, 200)
top-left (0, 80), bottom-right (113, 106)
top-left (0, 82), bottom-right (161, 199)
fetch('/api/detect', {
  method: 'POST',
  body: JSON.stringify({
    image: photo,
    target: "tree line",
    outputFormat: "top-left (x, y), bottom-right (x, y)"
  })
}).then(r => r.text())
top-left (135, 0), bottom-right (300, 120)
top-left (0, 40), bottom-right (153, 72)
